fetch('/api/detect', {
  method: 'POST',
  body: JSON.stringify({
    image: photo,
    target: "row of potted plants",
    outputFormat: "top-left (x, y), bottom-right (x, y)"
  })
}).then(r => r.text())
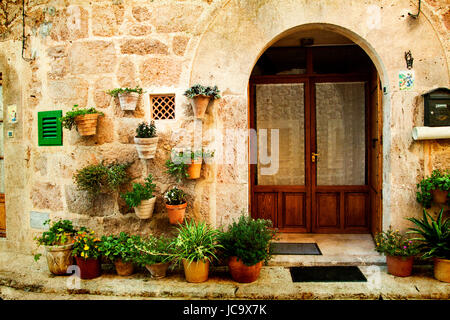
top-left (34, 214), bottom-right (277, 283)
top-left (374, 208), bottom-right (450, 282)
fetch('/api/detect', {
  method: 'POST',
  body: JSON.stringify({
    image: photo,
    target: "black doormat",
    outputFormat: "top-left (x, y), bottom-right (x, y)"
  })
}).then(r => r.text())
top-left (290, 266), bottom-right (367, 282)
top-left (271, 242), bottom-right (322, 255)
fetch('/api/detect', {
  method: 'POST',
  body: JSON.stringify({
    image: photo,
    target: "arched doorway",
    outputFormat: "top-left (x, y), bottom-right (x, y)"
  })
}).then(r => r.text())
top-left (249, 28), bottom-right (383, 234)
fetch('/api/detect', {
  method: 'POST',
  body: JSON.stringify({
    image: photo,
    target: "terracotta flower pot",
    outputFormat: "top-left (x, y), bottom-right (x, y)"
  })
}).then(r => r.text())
top-left (74, 113), bottom-right (100, 136)
top-left (228, 256), bottom-right (263, 283)
top-left (192, 95), bottom-right (211, 119)
top-left (44, 243), bottom-right (74, 275)
top-left (145, 262), bottom-right (171, 279)
top-left (432, 189), bottom-right (449, 205)
top-left (118, 92), bottom-right (139, 111)
top-left (74, 256), bottom-right (101, 279)
top-left (134, 136), bottom-right (159, 159)
top-left (386, 255), bottom-right (414, 277)
top-left (114, 258), bottom-right (134, 276)
top-left (134, 197), bottom-right (156, 219)
top-left (434, 257), bottom-right (450, 283)
top-left (187, 162), bottom-right (202, 179)
top-left (182, 259), bottom-right (209, 283)
top-left (166, 202), bottom-right (187, 225)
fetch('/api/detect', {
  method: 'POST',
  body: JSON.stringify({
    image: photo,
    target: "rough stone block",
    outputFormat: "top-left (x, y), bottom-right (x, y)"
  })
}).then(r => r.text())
top-left (48, 78), bottom-right (88, 107)
top-left (172, 35), bottom-right (189, 56)
top-left (116, 57), bottom-right (138, 88)
top-left (31, 182), bottom-right (63, 211)
top-left (92, 4), bottom-right (124, 36)
top-left (50, 6), bottom-right (89, 41)
top-left (148, 4), bottom-right (203, 33)
top-left (120, 38), bottom-right (169, 55)
top-left (140, 57), bottom-right (182, 87)
top-left (69, 41), bottom-right (116, 74)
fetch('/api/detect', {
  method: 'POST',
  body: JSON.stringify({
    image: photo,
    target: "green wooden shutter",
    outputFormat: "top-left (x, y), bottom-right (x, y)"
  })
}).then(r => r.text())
top-left (38, 110), bottom-right (63, 146)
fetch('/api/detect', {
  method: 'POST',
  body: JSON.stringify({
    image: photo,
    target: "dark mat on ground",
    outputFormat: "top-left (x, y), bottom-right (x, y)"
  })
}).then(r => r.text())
top-left (271, 242), bottom-right (322, 255)
top-left (289, 266), bottom-right (367, 282)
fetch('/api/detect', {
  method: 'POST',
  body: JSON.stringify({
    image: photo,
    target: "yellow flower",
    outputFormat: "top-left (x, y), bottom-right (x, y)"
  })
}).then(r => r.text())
top-left (84, 245), bottom-right (89, 251)
top-left (81, 252), bottom-right (84, 257)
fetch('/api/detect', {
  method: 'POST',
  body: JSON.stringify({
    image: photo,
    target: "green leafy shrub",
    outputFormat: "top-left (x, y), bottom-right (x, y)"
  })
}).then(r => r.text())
top-left (133, 235), bottom-right (174, 266)
top-left (33, 219), bottom-right (77, 261)
top-left (106, 86), bottom-right (144, 97)
top-left (407, 208), bottom-right (450, 260)
top-left (98, 232), bottom-right (141, 263)
top-left (171, 220), bottom-right (222, 264)
top-left (218, 214), bottom-right (277, 266)
top-left (164, 187), bottom-right (186, 205)
top-left (73, 162), bottom-right (130, 197)
top-left (72, 229), bottom-right (102, 260)
top-left (120, 174), bottom-right (156, 208)
top-left (416, 169), bottom-right (450, 208)
top-left (59, 105), bottom-right (104, 131)
top-left (135, 121), bottom-right (157, 138)
top-left (184, 84), bottom-right (221, 99)
top-left (374, 227), bottom-right (419, 257)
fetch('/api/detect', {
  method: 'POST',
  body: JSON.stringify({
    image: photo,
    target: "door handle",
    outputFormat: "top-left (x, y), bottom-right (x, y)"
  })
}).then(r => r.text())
top-left (312, 153), bottom-right (319, 163)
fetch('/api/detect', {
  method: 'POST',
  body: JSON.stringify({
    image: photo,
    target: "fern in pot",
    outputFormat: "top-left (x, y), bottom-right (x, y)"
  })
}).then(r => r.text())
top-left (120, 174), bottom-right (157, 219)
top-left (107, 86), bottom-right (144, 111)
top-left (134, 121), bottom-right (159, 159)
top-left (164, 187), bottom-right (187, 225)
top-left (184, 84), bottom-right (221, 119)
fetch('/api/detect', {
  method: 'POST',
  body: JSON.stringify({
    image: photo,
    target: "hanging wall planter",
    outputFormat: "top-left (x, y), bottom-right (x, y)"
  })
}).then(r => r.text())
top-left (134, 121), bottom-right (159, 159)
top-left (107, 86), bottom-right (144, 111)
top-left (121, 174), bottom-right (157, 220)
top-left (165, 149), bottom-right (214, 182)
top-left (184, 84), bottom-right (221, 119)
top-left (60, 105), bottom-right (104, 137)
top-left (416, 169), bottom-right (450, 208)
top-left (164, 187), bottom-right (187, 225)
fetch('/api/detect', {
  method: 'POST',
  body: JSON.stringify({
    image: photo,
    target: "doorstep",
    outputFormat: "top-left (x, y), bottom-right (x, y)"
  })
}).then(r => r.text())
top-left (0, 251), bottom-right (449, 300)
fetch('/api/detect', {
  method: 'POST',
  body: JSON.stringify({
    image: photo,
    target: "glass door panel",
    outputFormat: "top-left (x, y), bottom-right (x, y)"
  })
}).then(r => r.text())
top-left (315, 82), bottom-right (366, 185)
top-left (255, 83), bottom-right (305, 185)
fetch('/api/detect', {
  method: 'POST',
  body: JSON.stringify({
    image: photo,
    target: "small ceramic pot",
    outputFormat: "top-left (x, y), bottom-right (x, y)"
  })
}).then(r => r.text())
top-left (432, 189), bottom-right (449, 205)
top-left (145, 262), bottom-right (171, 279)
top-left (228, 256), bottom-right (263, 283)
top-left (114, 258), bottom-right (134, 276)
top-left (434, 257), bottom-right (450, 283)
top-left (44, 243), bottom-right (74, 275)
top-left (182, 259), bottom-right (209, 283)
top-left (166, 202), bottom-right (187, 225)
top-left (74, 113), bottom-right (100, 136)
top-left (386, 255), bottom-right (414, 277)
top-left (118, 92), bottom-right (139, 111)
top-left (134, 197), bottom-right (156, 219)
top-left (192, 95), bottom-right (211, 119)
top-left (134, 136), bottom-right (159, 159)
top-left (187, 162), bottom-right (202, 179)
top-left (74, 256), bottom-right (101, 279)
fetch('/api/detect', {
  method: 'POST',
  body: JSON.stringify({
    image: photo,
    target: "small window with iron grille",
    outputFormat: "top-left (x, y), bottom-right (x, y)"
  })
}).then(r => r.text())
top-left (151, 94), bottom-right (176, 120)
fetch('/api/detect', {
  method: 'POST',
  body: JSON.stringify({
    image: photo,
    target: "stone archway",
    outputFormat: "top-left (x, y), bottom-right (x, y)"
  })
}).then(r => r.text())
top-left (189, 0), bottom-right (449, 231)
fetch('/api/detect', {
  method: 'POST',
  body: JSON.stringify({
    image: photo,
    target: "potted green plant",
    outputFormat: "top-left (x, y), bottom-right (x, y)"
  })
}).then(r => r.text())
top-left (107, 86), bottom-right (144, 111)
top-left (165, 149), bottom-right (214, 181)
top-left (72, 229), bottom-right (102, 279)
top-left (184, 84), bottom-right (221, 119)
top-left (164, 187), bottom-right (187, 225)
top-left (171, 220), bottom-right (222, 283)
top-left (218, 214), bottom-right (277, 283)
top-left (98, 232), bottom-right (140, 276)
top-left (60, 104), bottom-right (104, 136)
top-left (416, 169), bottom-right (450, 207)
top-left (120, 174), bottom-right (157, 219)
top-left (374, 227), bottom-right (419, 277)
top-left (134, 235), bottom-right (174, 279)
top-left (134, 121), bottom-right (159, 159)
top-left (73, 161), bottom-right (130, 197)
top-left (407, 208), bottom-right (450, 282)
top-left (33, 219), bottom-right (77, 275)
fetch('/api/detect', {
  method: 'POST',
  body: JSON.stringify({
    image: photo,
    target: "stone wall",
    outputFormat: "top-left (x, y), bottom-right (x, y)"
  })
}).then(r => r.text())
top-left (0, 0), bottom-right (448, 254)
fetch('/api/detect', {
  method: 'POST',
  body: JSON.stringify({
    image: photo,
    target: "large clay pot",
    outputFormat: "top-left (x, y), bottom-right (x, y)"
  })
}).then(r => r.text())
top-left (434, 257), bottom-right (450, 283)
top-left (114, 258), bottom-right (134, 276)
top-left (134, 197), bottom-right (156, 219)
top-left (74, 113), bottom-right (100, 136)
top-left (182, 259), bottom-right (209, 283)
top-left (228, 256), bottom-right (263, 283)
top-left (187, 162), bottom-right (202, 179)
top-left (386, 255), bottom-right (414, 277)
top-left (145, 262), bottom-right (171, 279)
top-left (134, 137), bottom-right (159, 159)
top-left (192, 95), bottom-right (211, 119)
top-left (44, 243), bottom-right (74, 275)
top-left (166, 202), bottom-right (187, 225)
top-left (432, 189), bottom-right (449, 205)
top-left (118, 92), bottom-right (139, 111)
top-left (74, 256), bottom-right (101, 279)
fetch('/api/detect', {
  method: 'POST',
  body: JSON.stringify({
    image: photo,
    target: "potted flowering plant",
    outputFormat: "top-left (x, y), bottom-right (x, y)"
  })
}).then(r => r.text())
top-left (60, 104), bottom-right (104, 136)
top-left (33, 219), bottom-right (77, 275)
top-left (134, 121), bottom-right (159, 159)
top-left (98, 232), bottom-right (141, 276)
top-left (134, 235), bottom-right (174, 279)
top-left (218, 214), bottom-right (277, 283)
top-left (374, 227), bottom-right (419, 277)
top-left (184, 84), bottom-right (221, 119)
top-left (164, 187), bottom-right (187, 225)
top-left (120, 174), bottom-right (157, 219)
top-left (171, 220), bottom-right (222, 283)
top-left (71, 229), bottom-right (102, 279)
top-left (107, 86), bottom-right (144, 111)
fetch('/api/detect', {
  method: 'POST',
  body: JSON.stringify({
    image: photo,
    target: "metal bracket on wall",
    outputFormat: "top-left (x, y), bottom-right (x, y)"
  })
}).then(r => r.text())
top-left (408, 0), bottom-right (421, 19)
